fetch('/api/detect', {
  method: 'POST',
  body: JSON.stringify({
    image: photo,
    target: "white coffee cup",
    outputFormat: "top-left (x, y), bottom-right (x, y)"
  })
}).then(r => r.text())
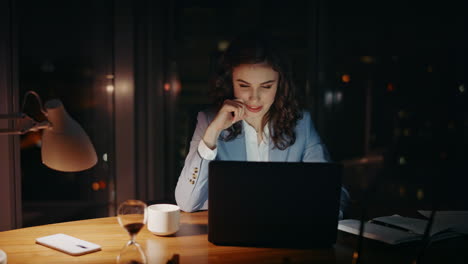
top-left (147, 204), bottom-right (180, 236)
top-left (0, 249), bottom-right (6, 264)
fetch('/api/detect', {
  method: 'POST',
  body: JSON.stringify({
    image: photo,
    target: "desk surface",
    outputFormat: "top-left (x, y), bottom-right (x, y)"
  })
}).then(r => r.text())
top-left (0, 211), bottom-right (466, 264)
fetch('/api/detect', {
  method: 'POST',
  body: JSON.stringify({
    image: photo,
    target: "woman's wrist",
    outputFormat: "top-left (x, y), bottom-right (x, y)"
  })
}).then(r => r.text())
top-left (203, 125), bottom-right (222, 149)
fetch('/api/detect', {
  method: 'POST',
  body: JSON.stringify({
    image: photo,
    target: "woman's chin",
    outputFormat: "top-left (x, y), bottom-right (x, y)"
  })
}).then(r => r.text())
top-left (244, 111), bottom-right (265, 121)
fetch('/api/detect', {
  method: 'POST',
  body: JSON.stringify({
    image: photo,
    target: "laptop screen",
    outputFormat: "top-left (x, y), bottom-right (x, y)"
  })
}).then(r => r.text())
top-left (208, 161), bottom-right (342, 248)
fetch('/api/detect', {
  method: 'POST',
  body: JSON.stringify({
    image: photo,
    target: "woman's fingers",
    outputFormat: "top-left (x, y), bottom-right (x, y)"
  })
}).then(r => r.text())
top-left (234, 99), bottom-right (246, 122)
top-left (224, 99), bottom-right (245, 124)
top-left (212, 99), bottom-right (246, 131)
top-left (234, 99), bottom-right (245, 122)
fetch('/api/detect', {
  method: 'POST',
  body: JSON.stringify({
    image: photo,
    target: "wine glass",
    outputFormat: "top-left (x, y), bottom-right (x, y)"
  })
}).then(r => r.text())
top-left (117, 200), bottom-right (148, 264)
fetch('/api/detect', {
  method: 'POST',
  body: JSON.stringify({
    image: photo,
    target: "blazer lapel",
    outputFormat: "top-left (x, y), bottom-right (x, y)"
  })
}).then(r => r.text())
top-left (219, 130), bottom-right (247, 161)
top-left (269, 140), bottom-right (289, 162)
top-left (268, 123), bottom-right (289, 161)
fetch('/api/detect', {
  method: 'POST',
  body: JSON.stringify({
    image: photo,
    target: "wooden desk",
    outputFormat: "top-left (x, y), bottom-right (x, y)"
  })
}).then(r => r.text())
top-left (0, 211), bottom-right (466, 264)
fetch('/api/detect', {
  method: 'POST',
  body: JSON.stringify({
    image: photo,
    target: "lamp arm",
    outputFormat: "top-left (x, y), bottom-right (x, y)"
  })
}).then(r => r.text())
top-left (0, 90), bottom-right (49, 136)
top-left (21, 90), bottom-right (47, 116)
top-left (0, 128), bottom-right (24, 135)
top-left (0, 113), bottom-right (27, 119)
top-left (28, 121), bottom-right (51, 132)
top-left (0, 118), bottom-right (51, 135)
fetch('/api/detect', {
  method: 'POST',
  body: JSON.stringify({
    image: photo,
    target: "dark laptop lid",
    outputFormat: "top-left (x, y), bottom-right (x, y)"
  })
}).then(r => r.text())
top-left (208, 161), bottom-right (343, 248)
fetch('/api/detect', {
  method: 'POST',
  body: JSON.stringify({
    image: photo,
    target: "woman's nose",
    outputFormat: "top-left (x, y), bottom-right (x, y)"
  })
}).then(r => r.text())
top-left (249, 88), bottom-right (260, 101)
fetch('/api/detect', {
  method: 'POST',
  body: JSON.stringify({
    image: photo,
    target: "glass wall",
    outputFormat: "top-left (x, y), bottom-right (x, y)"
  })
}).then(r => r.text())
top-left (320, 2), bottom-right (467, 218)
top-left (16, 0), bottom-right (115, 227)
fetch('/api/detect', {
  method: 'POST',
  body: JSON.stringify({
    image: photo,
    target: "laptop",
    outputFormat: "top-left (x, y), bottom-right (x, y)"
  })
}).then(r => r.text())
top-left (208, 161), bottom-right (343, 248)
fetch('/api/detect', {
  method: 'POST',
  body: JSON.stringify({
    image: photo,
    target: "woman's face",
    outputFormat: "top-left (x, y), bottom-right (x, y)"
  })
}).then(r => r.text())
top-left (232, 63), bottom-right (278, 125)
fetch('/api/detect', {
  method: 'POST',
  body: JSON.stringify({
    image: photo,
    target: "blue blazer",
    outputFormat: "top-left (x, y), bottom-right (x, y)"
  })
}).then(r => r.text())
top-left (175, 110), bottom-right (349, 217)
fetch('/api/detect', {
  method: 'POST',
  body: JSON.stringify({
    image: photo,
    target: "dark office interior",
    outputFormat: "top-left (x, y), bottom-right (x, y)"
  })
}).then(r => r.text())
top-left (0, 0), bottom-right (467, 262)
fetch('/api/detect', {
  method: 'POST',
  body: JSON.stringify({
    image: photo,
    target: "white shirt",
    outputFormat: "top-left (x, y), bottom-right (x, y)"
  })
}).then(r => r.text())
top-left (198, 121), bottom-right (270, 161)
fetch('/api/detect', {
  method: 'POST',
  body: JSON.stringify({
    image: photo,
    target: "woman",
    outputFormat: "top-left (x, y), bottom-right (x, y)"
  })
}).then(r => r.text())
top-left (175, 33), bottom-right (349, 218)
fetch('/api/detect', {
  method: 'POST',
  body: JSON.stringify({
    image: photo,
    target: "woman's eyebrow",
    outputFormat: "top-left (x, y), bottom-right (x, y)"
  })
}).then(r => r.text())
top-left (235, 79), bottom-right (276, 85)
top-left (236, 79), bottom-right (250, 84)
top-left (260, 80), bottom-right (276, 85)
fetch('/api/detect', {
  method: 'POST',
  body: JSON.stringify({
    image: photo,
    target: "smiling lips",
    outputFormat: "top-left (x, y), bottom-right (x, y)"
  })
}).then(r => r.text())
top-left (246, 105), bottom-right (263, 113)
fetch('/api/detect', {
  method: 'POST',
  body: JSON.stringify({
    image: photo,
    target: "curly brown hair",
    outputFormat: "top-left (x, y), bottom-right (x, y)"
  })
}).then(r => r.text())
top-left (210, 33), bottom-right (303, 150)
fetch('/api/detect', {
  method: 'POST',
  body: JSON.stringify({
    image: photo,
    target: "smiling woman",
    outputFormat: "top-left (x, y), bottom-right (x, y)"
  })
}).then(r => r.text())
top-left (232, 63), bottom-right (278, 131)
top-left (174, 33), bottom-right (350, 217)
top-left (204, 63), bottom-right (279, 148)
top-left (209, 34), bottom-right (303, 150)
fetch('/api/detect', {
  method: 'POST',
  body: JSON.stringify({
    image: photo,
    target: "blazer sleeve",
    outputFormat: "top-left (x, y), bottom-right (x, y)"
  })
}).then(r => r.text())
top-left (302, 112), bottom-right (330, 162)
top-left (175, 112), bottom-right (212, 212)
top-left (301, 112), bottom-right (350, 219)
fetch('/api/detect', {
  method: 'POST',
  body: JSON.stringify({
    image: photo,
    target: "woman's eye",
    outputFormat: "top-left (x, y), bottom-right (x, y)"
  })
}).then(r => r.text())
top-left (239, 84), bottom-right (249, 88)
top-left (262, 86), bottom-right (272, 89)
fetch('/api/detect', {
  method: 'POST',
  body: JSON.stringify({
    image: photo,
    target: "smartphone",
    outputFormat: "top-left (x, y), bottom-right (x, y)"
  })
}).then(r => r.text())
top-left (36, 233), bottom-right (101, 256)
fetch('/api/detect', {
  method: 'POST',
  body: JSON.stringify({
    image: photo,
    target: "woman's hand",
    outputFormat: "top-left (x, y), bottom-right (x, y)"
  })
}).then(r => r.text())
top-left (212, 99), bottom-right (246, 131)
top-left (202, 99), bottom-right (246, 149)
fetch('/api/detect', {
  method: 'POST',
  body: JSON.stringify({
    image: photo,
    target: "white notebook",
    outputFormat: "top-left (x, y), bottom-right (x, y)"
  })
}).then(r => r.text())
top-left (418, 210), bottom-right (468, 235)
top-left (338, 213), bottom-right (464, 245)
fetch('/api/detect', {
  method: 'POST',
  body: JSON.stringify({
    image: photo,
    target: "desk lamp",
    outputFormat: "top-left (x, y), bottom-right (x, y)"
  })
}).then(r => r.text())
top-left (0, 91), bottom-right (97, 172)
top-left (0, 91), bottom-right (97, 261)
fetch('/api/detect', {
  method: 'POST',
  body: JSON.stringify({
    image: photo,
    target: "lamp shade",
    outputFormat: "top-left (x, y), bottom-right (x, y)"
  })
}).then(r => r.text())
top-left (41, 99), bottom-right (98, 172)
